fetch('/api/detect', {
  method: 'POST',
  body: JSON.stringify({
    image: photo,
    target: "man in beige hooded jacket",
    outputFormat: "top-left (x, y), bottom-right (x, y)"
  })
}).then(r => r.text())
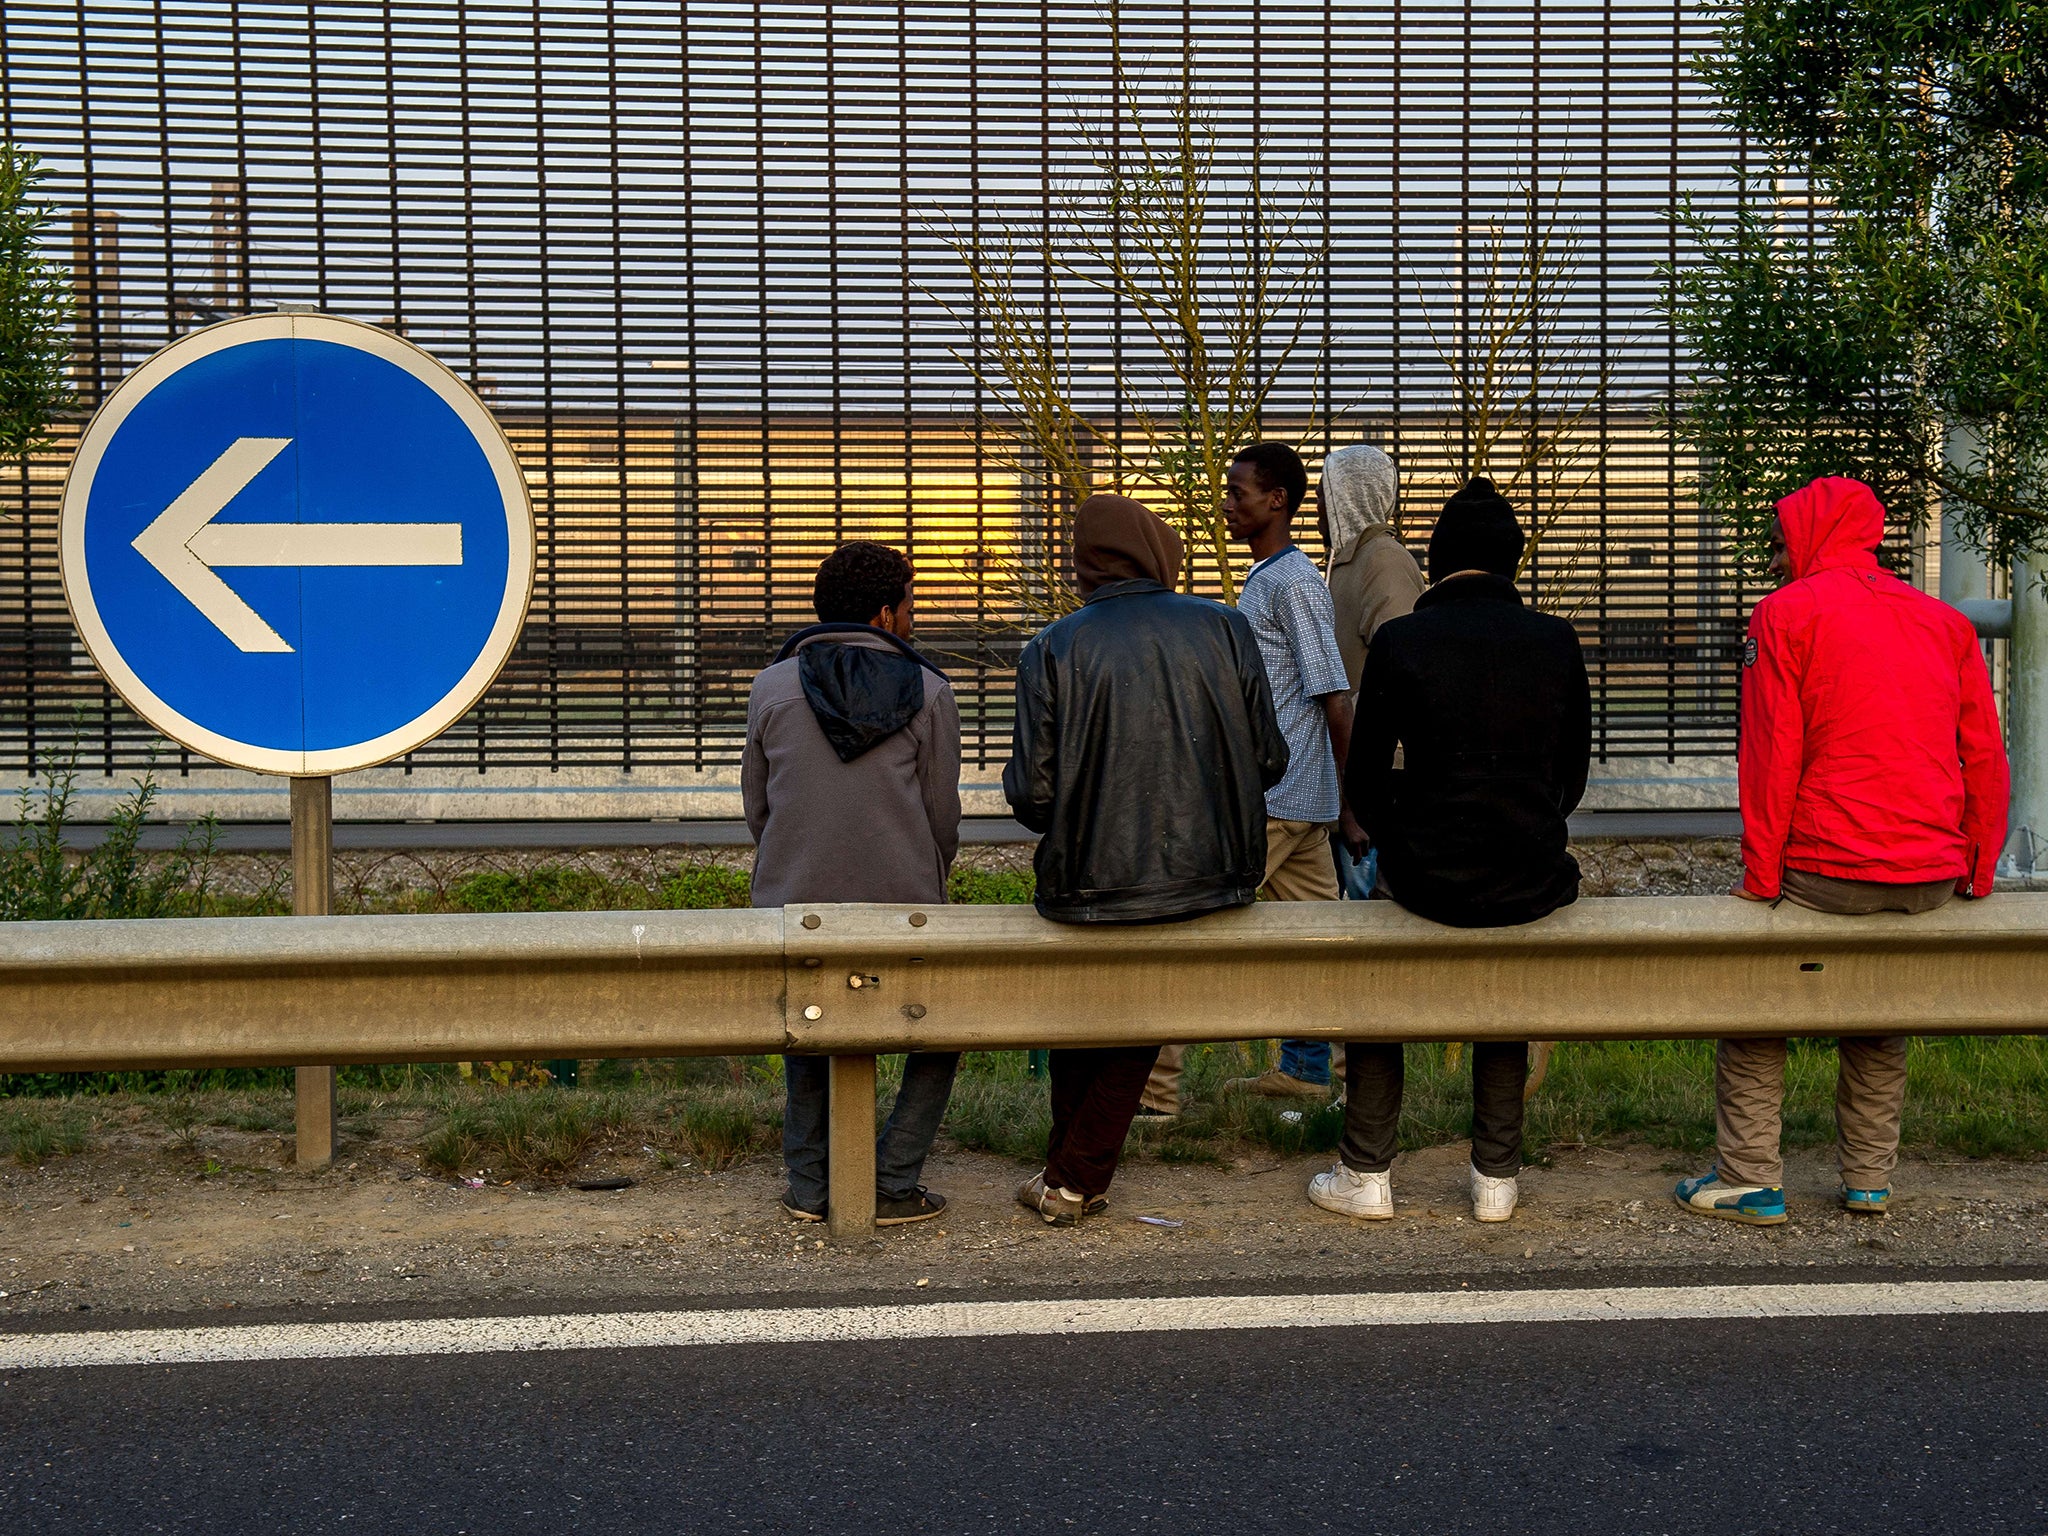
top-left (1320, 443), bottom-right (1425, 711)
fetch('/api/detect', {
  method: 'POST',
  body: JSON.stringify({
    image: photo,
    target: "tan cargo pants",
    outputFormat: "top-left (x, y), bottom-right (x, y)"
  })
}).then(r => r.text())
top-left (1715, 867), bottom-right (1954, 1189)
top-left (1141, 819), bottom-right (1343, 1115)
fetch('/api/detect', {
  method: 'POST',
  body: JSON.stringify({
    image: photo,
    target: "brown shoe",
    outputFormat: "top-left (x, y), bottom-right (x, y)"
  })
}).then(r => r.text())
top-left (1016, 1171), bottom-right (1084, 1227)
top-left (1223, 1069), bottom-right (1330, 1100)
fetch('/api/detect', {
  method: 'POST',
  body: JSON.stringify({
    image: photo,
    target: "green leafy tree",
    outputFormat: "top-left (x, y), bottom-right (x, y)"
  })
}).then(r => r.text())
top-left (1668, 1), bottom-right (2048, 567)
top-left (0, 143), bottom-right (73, 498)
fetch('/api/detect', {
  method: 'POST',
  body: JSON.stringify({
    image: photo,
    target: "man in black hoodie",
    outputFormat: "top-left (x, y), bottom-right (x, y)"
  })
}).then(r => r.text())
top-left (743, 541), bottom-right (961, 1226)
top-left (1308, 478), bottom-right (1590, 1227)
top-left (1005, 493), bottom-right (1288, 1225)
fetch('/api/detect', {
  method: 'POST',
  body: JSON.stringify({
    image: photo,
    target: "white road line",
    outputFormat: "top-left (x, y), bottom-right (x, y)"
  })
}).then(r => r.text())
top-left (4, 1281), bottom-right (2044, 1372)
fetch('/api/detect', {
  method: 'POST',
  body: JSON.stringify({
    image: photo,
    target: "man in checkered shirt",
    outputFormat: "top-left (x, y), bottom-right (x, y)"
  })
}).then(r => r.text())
top-left (1211, 441), bottom-right (1363, 1101)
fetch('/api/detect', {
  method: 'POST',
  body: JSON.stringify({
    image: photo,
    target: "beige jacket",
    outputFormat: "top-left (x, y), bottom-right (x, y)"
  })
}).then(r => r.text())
top-left (1320, 446), bottom-right (1425, 691)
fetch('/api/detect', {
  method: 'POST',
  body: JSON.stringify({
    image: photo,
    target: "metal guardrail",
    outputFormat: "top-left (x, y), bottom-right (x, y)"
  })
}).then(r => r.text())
top-left (6, 894), bottom-right (2045, 1233)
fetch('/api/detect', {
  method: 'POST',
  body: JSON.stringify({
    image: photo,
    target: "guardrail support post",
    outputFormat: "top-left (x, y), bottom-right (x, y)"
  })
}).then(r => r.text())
top-left (292, 775), bottom-right (337, 1166)
top-left (826, 1053), bottom-right (876, 1240)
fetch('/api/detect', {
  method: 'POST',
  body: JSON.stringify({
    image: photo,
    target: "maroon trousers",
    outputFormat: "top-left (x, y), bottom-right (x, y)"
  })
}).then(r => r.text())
top-left (1043, 1045), bottom-right (1162, 1199)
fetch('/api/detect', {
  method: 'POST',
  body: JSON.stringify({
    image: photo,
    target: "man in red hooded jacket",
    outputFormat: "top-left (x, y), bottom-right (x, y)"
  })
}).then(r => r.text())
top-left (1676, 476), bottom-right (2008, 1226)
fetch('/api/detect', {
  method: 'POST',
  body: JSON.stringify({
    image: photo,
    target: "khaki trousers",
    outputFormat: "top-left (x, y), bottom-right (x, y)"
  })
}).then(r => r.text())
top-left (1714, 868), bottom-right (1954, 1188)
top-left (1141, 818), bottom-right (1342, 1115)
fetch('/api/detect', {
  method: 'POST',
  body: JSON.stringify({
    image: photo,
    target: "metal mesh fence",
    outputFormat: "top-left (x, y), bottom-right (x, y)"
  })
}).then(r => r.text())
top-left (1, 1), bottom-right (1743, 776)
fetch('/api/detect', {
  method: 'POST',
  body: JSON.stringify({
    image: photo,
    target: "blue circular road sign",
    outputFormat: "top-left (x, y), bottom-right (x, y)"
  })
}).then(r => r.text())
top-left (60, 313), bottom-right (535, 775)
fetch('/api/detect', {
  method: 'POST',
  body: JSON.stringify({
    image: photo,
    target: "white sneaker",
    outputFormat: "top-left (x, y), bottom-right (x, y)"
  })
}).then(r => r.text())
top-left (1308, 1163), bottom-right (1393, 1219)
top-left (1471, 1166), bottom-right (1519, 1223)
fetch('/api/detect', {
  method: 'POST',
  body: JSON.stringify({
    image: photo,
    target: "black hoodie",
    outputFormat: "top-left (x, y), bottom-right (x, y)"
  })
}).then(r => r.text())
top-left (773, 622), bottom-right (931, 762)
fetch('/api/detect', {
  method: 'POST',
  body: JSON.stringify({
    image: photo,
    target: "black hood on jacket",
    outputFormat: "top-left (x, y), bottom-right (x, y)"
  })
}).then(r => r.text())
top-left (773, 623), bottom-right (930, 763)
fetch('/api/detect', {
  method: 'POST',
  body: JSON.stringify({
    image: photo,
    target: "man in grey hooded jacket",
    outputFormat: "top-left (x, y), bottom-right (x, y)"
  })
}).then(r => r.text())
top-left (744, 541), bottom-right (961, 1228)
top-left (1319, 443), bottom-right (1424, 900)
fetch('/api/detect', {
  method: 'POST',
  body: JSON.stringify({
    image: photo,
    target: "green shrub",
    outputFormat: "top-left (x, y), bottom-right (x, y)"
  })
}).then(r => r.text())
top-left (949, 867), bottom-right (1034, 905)
top-left (448, 866), bottom-right (629, 913)
top-left (658, 865), bottom-right (754, 909)
top-left (0, 748), bottom-right (218, 922)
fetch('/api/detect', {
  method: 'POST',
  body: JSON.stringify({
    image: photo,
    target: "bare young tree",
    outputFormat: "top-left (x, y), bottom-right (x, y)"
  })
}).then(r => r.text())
top-left (1411, 174), bottom-right (1614, 613)
top-left (930, 10), bottom-right (1330, 612)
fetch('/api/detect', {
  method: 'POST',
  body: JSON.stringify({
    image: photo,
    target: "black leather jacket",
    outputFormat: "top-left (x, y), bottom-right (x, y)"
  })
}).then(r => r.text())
top-left (1003, 579), bottom-right (1289, 923)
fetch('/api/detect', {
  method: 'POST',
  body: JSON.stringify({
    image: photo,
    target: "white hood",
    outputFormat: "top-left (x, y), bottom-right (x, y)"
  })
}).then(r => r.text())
top-left (1318, 444), bottom-right (1398, 573)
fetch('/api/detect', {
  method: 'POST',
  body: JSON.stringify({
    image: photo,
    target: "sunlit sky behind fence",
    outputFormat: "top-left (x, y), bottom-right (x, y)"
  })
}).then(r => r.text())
top-left (1, 2), bottom-right (1757, 773)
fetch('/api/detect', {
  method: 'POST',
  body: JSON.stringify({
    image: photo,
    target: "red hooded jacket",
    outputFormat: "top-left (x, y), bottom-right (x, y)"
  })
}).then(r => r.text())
top-left (1740, 477), bottom-right (2008, 899)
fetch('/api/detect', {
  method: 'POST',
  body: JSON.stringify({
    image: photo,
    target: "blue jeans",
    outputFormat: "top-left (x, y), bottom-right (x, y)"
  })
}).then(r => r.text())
top-left (1278, 843), bottom-right (1380, 1085)
top-left (1334, 841), bottom-right (1380, 901)
top-left (782, 1052), bottom-right (960, 1213)
top-left (1279, 1038), bottom-right (1331, 1084)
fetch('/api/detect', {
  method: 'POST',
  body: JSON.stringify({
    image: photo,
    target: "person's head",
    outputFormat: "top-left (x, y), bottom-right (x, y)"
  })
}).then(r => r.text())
top-left (1315, 443), bottom-right (1398, 558)
top-left (1426, 476), bottom-right (1526, 584)
top-left (1072, 492), bottom-right (1183, 596)
top-left (813, 540), bottom-right (915, 637)
top-left (1223, 442), bottom-right (1308, 545)
top-left (1770, 476), bottom-right (1884, 587)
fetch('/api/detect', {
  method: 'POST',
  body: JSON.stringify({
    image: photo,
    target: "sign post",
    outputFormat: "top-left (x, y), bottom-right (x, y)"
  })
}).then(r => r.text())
top-left (290, 775), bottom-right (336, 1163)
top-left (60, 313), bottom-right (535, 1164)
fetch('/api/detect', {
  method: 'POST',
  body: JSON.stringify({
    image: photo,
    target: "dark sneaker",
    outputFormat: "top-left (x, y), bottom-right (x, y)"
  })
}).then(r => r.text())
top-left (1017, 1170), bottom-right (1084, 1226)
top-left (1084, 1194), bottom-right (1109, 1216)
top-left (875, 1187), bottom-right (947, 1226)
top-left (781, 1190), bottom-right (825, 1223)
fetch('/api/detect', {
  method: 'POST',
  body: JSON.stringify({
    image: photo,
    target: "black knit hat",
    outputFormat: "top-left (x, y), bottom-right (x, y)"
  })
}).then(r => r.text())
top-left (1427, 476), bottom-right (1526, 583)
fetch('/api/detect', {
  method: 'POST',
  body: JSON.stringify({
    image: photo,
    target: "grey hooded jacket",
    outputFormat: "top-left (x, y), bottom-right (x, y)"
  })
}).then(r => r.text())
top-left (1319, 444), bottom-right (1426, 692)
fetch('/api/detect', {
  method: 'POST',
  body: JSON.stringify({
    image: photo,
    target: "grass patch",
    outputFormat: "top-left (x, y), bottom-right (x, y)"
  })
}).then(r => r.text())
top-left (664, 1089), bottom-right (782, 1171)
top-left (942, 1054), bottom-right (1053, 1160)
top-left (934, 1036), bottom-right (2048, 1168)
top-left (0, 1100), bottom-right (95, 1165)
top-left (418, 1088), bottom-right (636, 1182)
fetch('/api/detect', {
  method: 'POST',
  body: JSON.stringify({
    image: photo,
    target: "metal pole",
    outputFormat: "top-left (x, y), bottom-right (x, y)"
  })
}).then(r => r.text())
top-left (825, 1053), bottom-right (876, 1240)
top-left (1940, 428), bottom-right (1991, 608)
top-left (2008, 552), bottom-right (2048, 878)
top-left (292, 775), bottom-right (337, 1165)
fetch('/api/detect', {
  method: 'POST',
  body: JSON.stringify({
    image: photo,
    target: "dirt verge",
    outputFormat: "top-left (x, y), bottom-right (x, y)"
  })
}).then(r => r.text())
top-left (4, 1130), bottom-right (2042, 1323)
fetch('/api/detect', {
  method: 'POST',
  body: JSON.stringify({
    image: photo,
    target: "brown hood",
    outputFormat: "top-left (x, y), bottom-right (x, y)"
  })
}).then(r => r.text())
top-left (1072, 492), bottom-right (1183, 596)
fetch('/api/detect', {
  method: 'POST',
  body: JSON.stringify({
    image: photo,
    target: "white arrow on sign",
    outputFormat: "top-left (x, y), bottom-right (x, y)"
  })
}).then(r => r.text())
top-left (131, 436), bottom-right (464, 654)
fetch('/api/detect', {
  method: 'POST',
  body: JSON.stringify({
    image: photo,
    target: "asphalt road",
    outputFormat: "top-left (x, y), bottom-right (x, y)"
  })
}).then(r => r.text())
top-left (3, 1285), bottom-right (2041, 1534)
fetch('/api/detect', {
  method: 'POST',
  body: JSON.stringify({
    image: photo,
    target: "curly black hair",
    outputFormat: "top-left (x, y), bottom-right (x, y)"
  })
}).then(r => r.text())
top-left (813, 540), bottom-right (913, 623)
top-left (1232, 441), bottom-right (1309, 513)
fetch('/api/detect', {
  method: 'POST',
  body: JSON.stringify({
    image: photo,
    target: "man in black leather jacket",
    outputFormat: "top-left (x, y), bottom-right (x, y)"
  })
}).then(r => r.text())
top-left (1004, 493), bottom-right (1288, 1224)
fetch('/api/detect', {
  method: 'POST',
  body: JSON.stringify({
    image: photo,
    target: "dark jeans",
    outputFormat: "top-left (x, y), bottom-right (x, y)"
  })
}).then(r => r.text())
top-left (1044, 1044), bottom-right (1162, 1200)
top-left (1340, 1040), bottom-right (1528, 1178)
top-left (782, 1051), bottom-right (960, 1213)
